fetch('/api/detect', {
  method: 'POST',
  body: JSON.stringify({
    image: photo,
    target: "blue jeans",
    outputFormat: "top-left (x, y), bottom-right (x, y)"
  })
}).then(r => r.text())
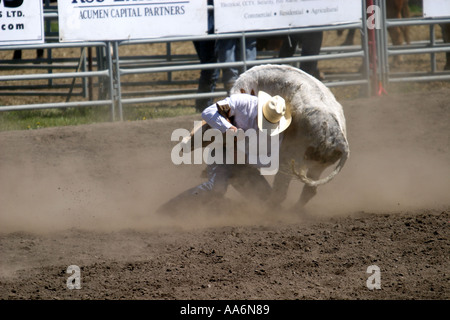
top-left (157, 162), bottom-right (272, 215)
top-left (279, 31), bottom-right (323, 79)
top-left (216, 38), bottom-right (257, 91)
top-left (193, 40), bottom-right (219, 111)
top-left (192, 0), bottom-right (219, 111)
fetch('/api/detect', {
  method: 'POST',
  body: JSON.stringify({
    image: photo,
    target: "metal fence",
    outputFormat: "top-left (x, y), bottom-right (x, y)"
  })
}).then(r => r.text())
top-left (0, 0), bottom-right (449, 121)
top-left (380, 9), bottom-right (450, 84)
top-left (373, 0), bottom-right (450, 92)
top-left (112, 19), bottom-right (370, 121)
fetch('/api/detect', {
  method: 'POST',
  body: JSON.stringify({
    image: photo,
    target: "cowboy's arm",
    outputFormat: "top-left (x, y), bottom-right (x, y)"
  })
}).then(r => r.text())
top-left (201, 101), bottom-right (236, 133)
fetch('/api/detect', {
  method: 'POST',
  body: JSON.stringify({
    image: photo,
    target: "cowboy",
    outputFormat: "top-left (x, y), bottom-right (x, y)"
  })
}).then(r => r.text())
top-left (158, 91), bottom-right (292, 215)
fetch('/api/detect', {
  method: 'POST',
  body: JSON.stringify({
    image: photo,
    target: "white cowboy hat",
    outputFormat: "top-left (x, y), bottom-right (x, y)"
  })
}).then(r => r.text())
top-left (257, 90), bottom-right (291, 136)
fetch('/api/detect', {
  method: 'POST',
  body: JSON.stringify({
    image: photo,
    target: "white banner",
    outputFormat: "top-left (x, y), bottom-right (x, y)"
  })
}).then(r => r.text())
top-left (58, 0), bottom-right (208, 42)
top-left (214, 0), bottom-right (362, 33)
top-left (423, 0), bottom-right (450, 18)
top-left (0, 0), bottom-right (44, 46)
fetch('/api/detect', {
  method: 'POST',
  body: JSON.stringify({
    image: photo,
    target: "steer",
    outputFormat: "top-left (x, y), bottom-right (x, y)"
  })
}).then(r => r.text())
top-left (227, 64), bottom-right (349, 209)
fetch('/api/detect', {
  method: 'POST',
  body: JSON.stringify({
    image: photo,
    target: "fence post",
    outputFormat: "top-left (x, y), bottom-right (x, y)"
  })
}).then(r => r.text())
top-left (361, 0), bottom-right (372, 97)
top-left (105, 41), bottom-right (116, 122)
top-left (367, 0), bottom-right (388, 96)
top-left (88, 47), bottom-right (93, 100)
top-left (367, 0), bottom-right (379, 96)
top-left (378, 0), bottom-right (389, 94)
top-left (430, 25), bottom-right (437, 73)
top-left (112, 41), bottom-right (123, 121)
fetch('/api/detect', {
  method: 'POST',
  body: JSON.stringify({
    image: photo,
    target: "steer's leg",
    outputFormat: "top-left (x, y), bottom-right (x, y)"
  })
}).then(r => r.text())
top-left (293, 164), bottom-right (327, 210)
top-left (230, 165), bottom-right (272, 202)
top-left (268, 171), bottom-right (292, 208)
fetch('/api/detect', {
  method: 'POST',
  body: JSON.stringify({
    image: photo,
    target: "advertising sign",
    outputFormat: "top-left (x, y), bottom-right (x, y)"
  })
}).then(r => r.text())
top-left (0, 0), bottom-right (44, 45)
top-left (214, 0), bottom-right (362, 33)
top-left (423, 0), bottom-right (450, 18)
top-left (58, 0), bottom-right (208, 42)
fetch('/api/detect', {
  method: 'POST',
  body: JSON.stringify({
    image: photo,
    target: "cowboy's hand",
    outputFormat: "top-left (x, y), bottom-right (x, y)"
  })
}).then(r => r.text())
top-left (227, 125), bottom-right (238, 133)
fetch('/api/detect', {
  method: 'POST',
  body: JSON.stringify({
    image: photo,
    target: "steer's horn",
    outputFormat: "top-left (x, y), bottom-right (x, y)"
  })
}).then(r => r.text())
top-left (291, 150), bottom-right (349, 187)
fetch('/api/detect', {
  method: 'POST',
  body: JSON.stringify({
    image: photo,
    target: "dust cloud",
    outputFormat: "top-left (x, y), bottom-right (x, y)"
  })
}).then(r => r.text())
top-left (0, 91), bottom-right (449, 234)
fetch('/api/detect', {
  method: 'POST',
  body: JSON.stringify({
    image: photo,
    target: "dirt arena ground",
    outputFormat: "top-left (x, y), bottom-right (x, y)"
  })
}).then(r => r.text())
top-left (0, 84), bottom-right (449, 300)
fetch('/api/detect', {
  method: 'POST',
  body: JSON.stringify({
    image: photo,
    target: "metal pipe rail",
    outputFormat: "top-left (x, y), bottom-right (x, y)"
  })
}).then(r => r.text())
top-left (119, 51), bottom-right (365, 77)
top-left (0, 99), bottom-right (116, 113)
top-left (1, 2), bottom-right (372, 120)
top-left (386, 17), bottom-right (450, 27)
top-left (388, 46), bottom-right (450, 56)
top-left (114, 43), bottom-right (369, 120)
top-left (0, 70), bottom-right (108, 82)
top-left (0, 7), bottom-right (88, 97)
top-left (0, 41), bottom-right (117, 119)
top-left (112, 16), bottom-right (370, 120)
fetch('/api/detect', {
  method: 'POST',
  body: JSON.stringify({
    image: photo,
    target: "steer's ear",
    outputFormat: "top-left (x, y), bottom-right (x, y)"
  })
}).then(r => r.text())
top-left (239, 88), bottom-right (256, 96)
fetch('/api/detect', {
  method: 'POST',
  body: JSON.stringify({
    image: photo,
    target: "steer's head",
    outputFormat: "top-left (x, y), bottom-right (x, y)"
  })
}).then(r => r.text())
top-left (287, 106), bottom-right (350, 187)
